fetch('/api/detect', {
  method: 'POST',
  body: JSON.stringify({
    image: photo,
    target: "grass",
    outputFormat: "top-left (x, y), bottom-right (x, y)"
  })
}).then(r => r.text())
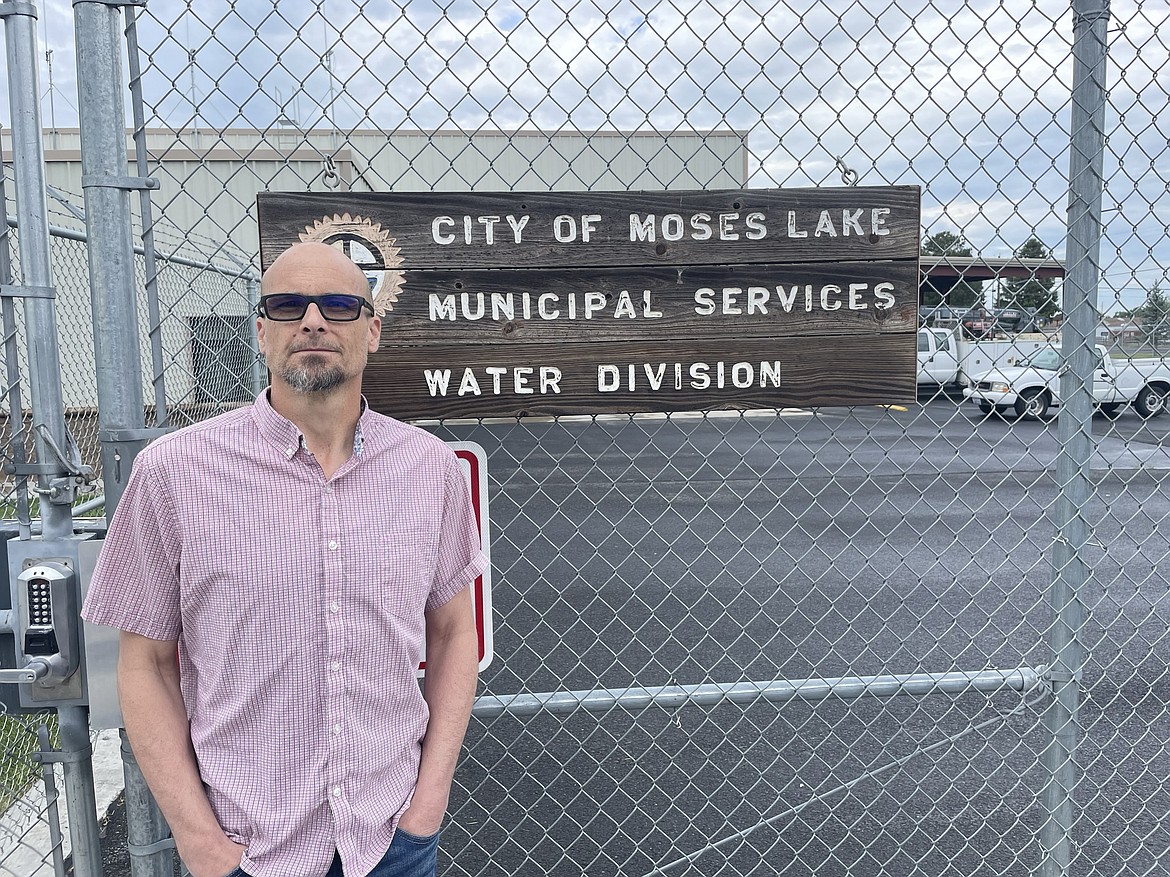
top-left (0, 711), bottom-right (58, 811)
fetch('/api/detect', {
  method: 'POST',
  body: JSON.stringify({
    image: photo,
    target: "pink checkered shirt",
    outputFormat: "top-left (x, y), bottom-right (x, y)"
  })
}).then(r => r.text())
top-left (82, 392), bottom-right (487, 877)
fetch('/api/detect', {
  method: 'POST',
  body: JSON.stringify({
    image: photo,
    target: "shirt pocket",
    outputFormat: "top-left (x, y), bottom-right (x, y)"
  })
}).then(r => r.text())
top-left (367, 524), bottom-right (438, 622)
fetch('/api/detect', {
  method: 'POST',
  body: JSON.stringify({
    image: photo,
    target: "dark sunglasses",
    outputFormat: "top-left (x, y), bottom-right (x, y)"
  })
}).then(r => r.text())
top-left (257, 293), bottom-right (375, 322)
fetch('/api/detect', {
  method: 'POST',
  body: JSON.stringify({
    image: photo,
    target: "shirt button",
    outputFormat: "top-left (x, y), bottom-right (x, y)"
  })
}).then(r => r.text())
top-left (324, 484), bottom-right (334, 494)
top-left (333, 786), bottom-right (342, 797)
top-left (330, 661), bottom-right (341, 672)
top-left (333, 723), bottom-right (342, 734)
top-left (328, 540), bottom-right (338, 551)
top-left (329, 602), bottom-right (340, 614)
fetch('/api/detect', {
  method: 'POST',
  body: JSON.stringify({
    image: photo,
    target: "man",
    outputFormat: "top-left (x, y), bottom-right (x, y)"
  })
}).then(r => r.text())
top-left (82, 241), bottom-right (486, 877)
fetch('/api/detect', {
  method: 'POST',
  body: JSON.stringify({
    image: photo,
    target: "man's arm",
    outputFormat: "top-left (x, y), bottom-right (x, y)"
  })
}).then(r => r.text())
top-left (118, 631), bottom-right (246, 877)
top-left (397, 585), bottom-right (478, 836)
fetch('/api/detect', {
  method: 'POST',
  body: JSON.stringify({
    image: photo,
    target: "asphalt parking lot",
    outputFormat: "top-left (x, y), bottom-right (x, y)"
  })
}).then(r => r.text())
top-left (436, 397), bottom-right (1170, 876)
top-left (88, 396), bottom-right (1170, 877)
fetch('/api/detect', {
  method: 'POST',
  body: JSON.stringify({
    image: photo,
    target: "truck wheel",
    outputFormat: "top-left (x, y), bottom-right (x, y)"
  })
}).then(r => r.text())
top-left (978, 401), bottom-right (994, 415)
top-left (1134, 383), bottom-right (1169, 418)
top-left (1099, 403), bottom-right (1122, 418)
top-left (1015, 388), bottom-right (1050, 420)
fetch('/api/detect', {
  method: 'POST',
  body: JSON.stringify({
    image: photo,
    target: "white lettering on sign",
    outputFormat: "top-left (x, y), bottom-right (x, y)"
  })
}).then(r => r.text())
top-left (428, 291), bottom-right (664, 322)
top-left (424, 366), bottom-right (563, 397)
top-left (550, 214), bottom-right (602, 243)
top-left (821, 285), bottom-right (842, 310)
top-left (429, 284), bottom-right (895, 323)
top-left (630, 214), bottom-right (655, 242)
top-left (693, 282), bottom-right (895, 315)
top-left (628, 211), bottom-right (767, 242)
top-left (427, 207), bottom-right (894, 246)
top-left (431, 215), bottom-right (530, 245)
top-left (598, 360), bottom-right (781, 392)
top-left (773, 209), bottom-right (895, 239)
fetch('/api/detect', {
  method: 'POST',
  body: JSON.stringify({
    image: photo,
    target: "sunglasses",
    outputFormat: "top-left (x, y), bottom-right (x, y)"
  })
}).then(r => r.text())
top-left (257, 293), bottom-right (375, 322)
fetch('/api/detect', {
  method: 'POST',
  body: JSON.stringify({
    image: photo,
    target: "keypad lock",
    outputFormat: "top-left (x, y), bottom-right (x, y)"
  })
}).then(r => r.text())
top-left (0, 563), bottom-right (80, 687)
top-left (24, 575), bottom-right (61, 657)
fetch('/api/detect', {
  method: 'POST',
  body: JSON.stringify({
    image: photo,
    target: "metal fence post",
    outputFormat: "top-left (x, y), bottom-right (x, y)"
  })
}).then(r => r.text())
top-left (0, 153), bottom-right (33, 540)
top-left (73, 3), bottom-right (176, 877)
top-left (74, 0), bottom-right (149, 511)
top-left (124, 5), bottom-right (170, 429)
top-left (2, 0), bottom-right (76, 538)
top-left (4, 3), bottom-right (103, 877)
top-left (1040, 2), bottom-right (1111, 875)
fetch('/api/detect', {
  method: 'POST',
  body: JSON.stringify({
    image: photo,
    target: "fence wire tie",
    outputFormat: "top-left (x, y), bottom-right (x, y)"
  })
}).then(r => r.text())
top-left (34, 423), bottom-right (89, 477)
top-left (31, 424), bottom-right (95, 499)
top-left (127, 838), bottom-right (177, 857)
top-left (81, 174), bottom-right (159, 191)
top-left (1074, 5), bottom-right (1111, 26)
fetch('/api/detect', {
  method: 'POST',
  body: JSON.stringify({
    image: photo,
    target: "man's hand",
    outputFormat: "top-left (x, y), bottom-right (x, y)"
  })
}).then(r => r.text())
top-left (181, 837), bottom-right (247, 877)
top-left (396, 806), bottom-right (443, 838)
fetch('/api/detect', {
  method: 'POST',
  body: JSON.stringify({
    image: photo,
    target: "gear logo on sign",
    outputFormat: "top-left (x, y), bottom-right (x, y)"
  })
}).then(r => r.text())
top-left (299, 214), bottom-right (406, 316)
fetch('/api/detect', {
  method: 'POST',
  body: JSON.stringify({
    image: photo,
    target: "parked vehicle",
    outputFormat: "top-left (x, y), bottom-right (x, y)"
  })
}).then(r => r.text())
top-left (992, 306), bottom-right (1045, 334)
top-left (917, 327), bottom-right (1055, 387)
top-left (962, 346), bottom-right (1170, 419)
top-left (960, 307), bottom-right (996, 339)
top-left (919, 306), bottom-right (966, 329)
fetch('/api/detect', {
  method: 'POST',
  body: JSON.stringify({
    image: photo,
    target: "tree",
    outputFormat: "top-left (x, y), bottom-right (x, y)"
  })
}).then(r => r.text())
top-left (1136, 283), bottom-right (1170, 348)
top-left (921, 231), bottom-right (969, 257)
top-left (997, 236), bottom-right (1058, 319)
top-left (920, 230), bottom-right (984, 308)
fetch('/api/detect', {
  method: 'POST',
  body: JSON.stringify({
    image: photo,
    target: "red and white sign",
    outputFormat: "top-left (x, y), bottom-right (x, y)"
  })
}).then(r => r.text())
top-left (419, 441), bottom-right (493, 672)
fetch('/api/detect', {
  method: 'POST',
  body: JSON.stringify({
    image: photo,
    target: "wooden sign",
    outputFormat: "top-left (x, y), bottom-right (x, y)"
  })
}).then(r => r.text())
top-left (257, 187), bottom-right (920, 420)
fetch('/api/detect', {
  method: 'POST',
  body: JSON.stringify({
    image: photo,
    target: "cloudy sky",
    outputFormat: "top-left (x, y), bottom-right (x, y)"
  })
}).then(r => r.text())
top-left (10, 0), bottom-right (1170, 312)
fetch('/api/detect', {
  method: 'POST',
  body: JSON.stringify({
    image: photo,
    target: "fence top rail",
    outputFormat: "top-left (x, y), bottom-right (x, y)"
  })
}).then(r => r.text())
top-left (5, 217), bottom-right (259, 281)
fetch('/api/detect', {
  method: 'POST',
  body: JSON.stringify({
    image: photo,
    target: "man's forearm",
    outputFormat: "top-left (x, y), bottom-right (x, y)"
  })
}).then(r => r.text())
top-left (119, 635), bottom-right (243, 877)
top-left (404, 587), bottom-right (478, 832)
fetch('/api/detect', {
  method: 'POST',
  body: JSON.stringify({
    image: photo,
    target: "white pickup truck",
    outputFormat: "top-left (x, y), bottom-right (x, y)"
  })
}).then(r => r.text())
top-left (917, 327), bottom-right (1055, 387)
top-left (961, 345), bottom-right (1170, 419)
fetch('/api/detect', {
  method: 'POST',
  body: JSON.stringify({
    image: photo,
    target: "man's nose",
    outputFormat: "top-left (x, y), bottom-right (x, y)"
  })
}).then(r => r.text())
top-left (300, 302), bottom-right (329, 329)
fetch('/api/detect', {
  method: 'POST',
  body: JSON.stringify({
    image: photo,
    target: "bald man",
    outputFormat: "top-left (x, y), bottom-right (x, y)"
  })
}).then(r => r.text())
top-left (83, 242), bottom-right (486, 877)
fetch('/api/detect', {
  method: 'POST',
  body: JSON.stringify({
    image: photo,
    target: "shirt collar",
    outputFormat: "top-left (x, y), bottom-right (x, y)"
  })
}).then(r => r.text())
top-left (252, 390), bottom-right (369, 460)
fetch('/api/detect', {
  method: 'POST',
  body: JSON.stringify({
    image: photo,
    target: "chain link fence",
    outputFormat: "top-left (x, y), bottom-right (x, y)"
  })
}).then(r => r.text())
top-left (1, 182), bottom-right (262, 507)
top-left (2, 0), bottom-right (1170, 875)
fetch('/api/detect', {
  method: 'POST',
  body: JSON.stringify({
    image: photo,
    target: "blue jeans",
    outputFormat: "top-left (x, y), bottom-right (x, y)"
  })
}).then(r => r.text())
top-left (322, 828), bottom-right (440, 877)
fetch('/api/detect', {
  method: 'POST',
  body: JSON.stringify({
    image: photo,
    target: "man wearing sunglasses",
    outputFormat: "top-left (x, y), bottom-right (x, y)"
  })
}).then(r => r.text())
top-left (83, 242), bottom-right (486, 877)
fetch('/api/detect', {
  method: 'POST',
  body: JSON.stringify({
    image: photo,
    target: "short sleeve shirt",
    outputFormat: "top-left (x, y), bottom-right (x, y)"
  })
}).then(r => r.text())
top-left (82, 393), bottom-right (487, 877)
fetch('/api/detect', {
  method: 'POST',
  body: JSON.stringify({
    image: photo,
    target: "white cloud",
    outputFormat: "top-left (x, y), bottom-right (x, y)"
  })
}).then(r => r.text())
top-left (2, 0), bottom-right (1166, 291)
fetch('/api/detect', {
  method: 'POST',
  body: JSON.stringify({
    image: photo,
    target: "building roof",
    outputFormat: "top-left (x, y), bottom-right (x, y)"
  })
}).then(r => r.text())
top-left (920, 255), bottom-right (1065, 280)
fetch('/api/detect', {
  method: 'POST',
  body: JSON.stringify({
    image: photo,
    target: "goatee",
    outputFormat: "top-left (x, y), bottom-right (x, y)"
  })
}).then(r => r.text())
top-left (280, 356), bottom-right (347, 394)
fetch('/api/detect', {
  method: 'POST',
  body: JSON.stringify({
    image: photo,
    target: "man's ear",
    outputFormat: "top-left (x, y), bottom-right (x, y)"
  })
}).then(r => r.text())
top-left (256, 317), bottom-right (267, 354)
top-left (367, 316), bottom-right (382, 353)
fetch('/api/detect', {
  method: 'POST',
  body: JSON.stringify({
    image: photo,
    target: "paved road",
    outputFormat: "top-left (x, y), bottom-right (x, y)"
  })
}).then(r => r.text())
top-left (89, 398), bottom-right (1170, 877)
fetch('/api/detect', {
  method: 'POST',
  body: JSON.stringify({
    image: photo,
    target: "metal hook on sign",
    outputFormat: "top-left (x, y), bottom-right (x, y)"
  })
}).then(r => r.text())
top-left (322, 155), bottom-right (340, 190)
top-left (834, 156), bottom-right (859, 187)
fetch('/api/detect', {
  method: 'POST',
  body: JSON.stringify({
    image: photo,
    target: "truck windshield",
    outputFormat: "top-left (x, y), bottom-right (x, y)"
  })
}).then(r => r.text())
top-left (1019, 349), bottom-right (1061, 371)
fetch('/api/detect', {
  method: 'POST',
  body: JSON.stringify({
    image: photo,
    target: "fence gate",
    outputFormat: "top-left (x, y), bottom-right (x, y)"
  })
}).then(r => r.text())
top-left (1, 1), bottom-right (1169, 876)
